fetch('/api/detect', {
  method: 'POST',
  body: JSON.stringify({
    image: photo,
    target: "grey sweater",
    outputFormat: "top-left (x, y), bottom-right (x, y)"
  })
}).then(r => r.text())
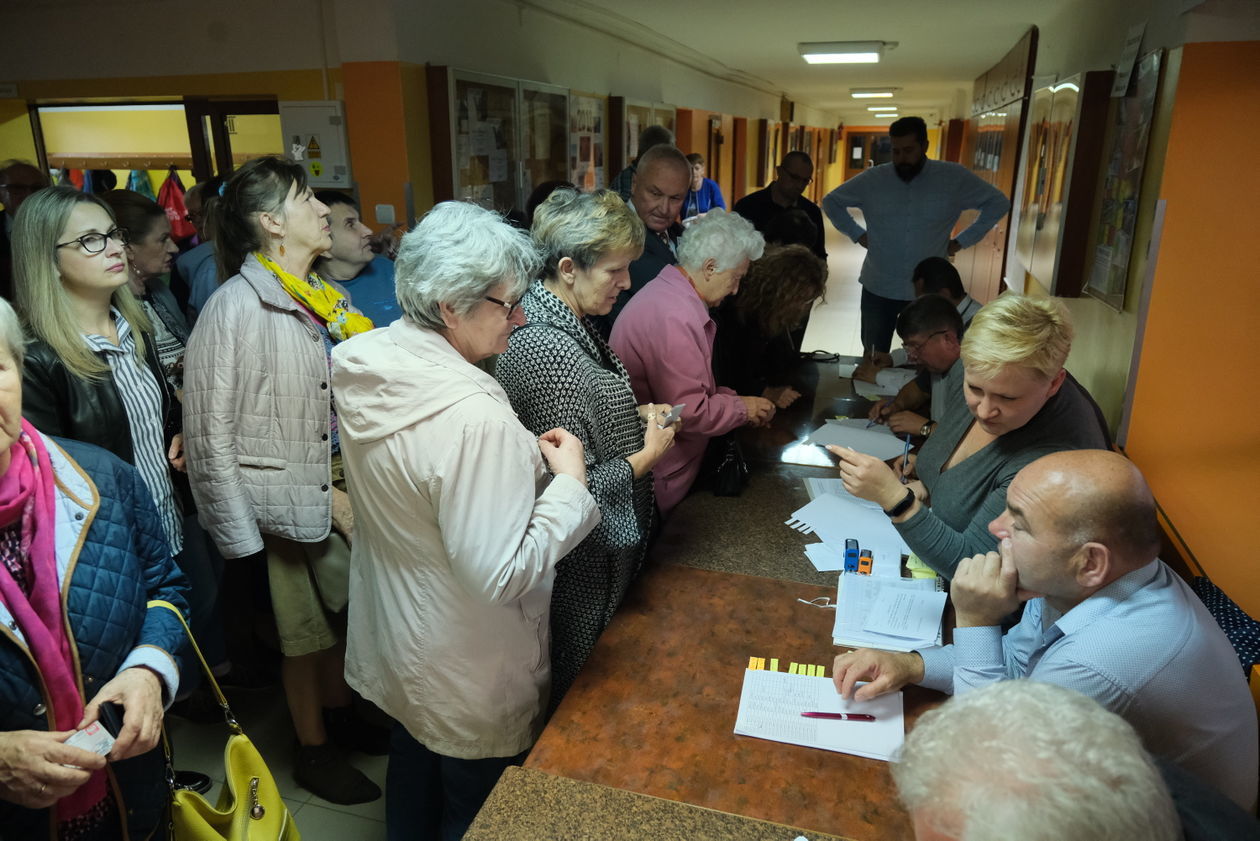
top-left (897, 361), bottom-right (1111, 576)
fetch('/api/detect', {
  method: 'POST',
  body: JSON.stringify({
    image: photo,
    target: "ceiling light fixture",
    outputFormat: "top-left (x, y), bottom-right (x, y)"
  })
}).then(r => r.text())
top-left (874, 113), bottom-right (900, 118)
top-left (799, 41), bottom-right (894, 64)
top-left (850, 88), bottom-right (899, 99)
top-left (867, 106), bottom-right (897, 111)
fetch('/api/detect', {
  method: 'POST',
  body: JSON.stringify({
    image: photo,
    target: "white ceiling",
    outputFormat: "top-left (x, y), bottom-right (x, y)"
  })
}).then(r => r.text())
top-left (575, 0), bottom-right (1082, 126)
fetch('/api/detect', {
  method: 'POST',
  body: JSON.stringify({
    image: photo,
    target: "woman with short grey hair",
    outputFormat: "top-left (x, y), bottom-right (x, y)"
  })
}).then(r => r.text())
top-left (610, 209), bottom-right (775, 514)
top-left (496, 188), bottom-right (676, 711)
top-left (331, 200), bottom-right (602, 841)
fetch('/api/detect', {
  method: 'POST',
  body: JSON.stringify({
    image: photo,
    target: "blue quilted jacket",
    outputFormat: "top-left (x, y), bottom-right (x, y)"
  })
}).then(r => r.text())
top-left (0, 435), bottom-right (190, 841)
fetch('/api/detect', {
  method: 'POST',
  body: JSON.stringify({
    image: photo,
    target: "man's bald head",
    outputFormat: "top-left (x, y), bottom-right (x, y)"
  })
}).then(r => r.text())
top-left (1019, 450), bottom-right (1161, 571)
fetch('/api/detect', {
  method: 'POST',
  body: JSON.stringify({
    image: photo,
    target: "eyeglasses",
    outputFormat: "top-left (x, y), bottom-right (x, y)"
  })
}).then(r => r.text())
top-left (55, 227), bottom-right (129, 254)
top-left (902, 329), bottom-right (949, 354)
top-left (484, 294), bottom-right (522, 317)
top-left (778, 167), bottom-right (813, 186)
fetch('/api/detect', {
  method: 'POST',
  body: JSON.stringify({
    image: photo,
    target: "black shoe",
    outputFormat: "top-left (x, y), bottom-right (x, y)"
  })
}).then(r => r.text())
top-left (293, 743), bottom-right (381, 804)
top-left (169, 686), bottom-right (228, 724)
top-left (173, 770), bottom-right (214, 794)
top-left (324, 705), bottom-right (391, 756)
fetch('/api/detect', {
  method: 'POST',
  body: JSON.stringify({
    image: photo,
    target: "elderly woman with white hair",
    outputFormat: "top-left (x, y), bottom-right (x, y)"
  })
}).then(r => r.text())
top-left (331, 201), bottom-right (602, 841)
top-left (610, 209), bottom-right (774, 515)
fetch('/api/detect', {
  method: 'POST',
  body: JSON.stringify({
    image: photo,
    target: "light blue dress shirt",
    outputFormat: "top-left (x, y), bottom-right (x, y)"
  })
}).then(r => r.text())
top-left (918, 560), bottom-right (1258, 810)
top-left (822, 160), bottom-right (1010, 300)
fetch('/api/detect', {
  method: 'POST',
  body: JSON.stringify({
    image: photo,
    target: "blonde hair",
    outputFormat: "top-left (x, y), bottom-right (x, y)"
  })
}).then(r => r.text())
top-left (961, 294), bottom-right (1072, 380)
top-left (531, 188), bottom-right (645, 279)
top-left (13, 186), bottom-right (150, 381)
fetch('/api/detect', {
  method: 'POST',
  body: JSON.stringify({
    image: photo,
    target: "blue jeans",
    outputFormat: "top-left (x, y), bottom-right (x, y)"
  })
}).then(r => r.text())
top-left (860, 287), bottom-right (912, 354)
top-left (386, 724), bottom-right (527, 841)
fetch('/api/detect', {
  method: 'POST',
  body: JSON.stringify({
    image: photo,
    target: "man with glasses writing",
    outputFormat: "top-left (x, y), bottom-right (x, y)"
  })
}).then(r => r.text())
top-left (0, 160), bottom-right (50, 301)
top-left (867, 295), bottom-right (964, 438)
top-left (733, 151), bottom-right (827, 260)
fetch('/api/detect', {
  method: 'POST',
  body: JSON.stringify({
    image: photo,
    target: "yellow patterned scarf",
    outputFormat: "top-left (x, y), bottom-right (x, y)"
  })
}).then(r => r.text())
top-left (255, 252), bottom-right (375, 342)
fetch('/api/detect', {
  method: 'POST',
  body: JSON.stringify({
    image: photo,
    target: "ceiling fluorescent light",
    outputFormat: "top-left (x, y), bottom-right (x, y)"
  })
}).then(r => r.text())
top-left (850, 88), bottom-right (898, 99)
top-left (867, 106), bottom-right (897, 111)
top-left (800, 41), bottom-right (890, 64)
top-left (875, 113), bottom-right (900, 118)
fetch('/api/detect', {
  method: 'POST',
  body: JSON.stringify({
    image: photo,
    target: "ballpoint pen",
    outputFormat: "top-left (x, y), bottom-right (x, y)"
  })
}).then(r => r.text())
top-left (899, 434), bottom-right (911, 484)
top-left (800, 712), bottom-right (876, 721)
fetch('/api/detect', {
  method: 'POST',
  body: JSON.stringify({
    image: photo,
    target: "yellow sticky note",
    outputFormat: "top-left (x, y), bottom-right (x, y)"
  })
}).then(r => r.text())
top-left (817, 665), bottom-right (826, 678)
top-left (789, 662), bottom-right (799, 674)
top-left (748, 656), bottom-right (758, 670)
top-left (808, 664), bottom-right (818, 677)
top-left (756, 657), bottom-right (767, 670)
top-left (769, 658), bottom-right (780, 672)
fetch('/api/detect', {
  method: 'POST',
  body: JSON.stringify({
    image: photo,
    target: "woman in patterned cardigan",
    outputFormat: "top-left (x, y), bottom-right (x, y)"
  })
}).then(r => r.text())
top-left (496, 189), bottom-right (677, 710)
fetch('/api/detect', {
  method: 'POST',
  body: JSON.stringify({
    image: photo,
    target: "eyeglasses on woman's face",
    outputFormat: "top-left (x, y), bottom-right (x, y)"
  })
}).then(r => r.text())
top-left (484, 294), bottom-right (523, 318)
top-left (55, 227), bottom-right (129, 255)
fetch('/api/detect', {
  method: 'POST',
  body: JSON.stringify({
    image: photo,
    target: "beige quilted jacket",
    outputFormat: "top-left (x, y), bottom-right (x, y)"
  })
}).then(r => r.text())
top-left (184, 254), bottom-right (355, 558)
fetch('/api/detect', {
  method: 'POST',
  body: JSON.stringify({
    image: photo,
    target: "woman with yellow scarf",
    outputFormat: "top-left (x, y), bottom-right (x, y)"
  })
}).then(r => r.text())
top-left (184, 157), bottom-right (385, 805)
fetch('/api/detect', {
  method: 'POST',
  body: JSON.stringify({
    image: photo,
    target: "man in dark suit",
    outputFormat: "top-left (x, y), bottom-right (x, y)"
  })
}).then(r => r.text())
top-left (598, 144), bottom-right (690, 332)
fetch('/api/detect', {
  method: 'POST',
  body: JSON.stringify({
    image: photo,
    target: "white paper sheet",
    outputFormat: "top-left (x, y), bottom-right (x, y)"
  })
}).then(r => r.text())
top-left (862, 588), bottom-right (948, 640)
top-left (803, 542), bottom-right (844, 572)
top-left (832, 574), bottom-right (943, 651)
top-left (786, 494), bottom-right (911, 558)
top-left (804, 418), bottom-right (907, 461)
top-left (851, 367), bottom-right (918, 398)
top-left (803, 478), bottom-right (881, 509)
top-left (734, 670), bottom-right (905, 761)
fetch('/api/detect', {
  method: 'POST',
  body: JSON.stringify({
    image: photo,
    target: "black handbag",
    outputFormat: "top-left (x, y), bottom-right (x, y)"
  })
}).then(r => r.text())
top-left (710, 433), bottom-right (750, 497)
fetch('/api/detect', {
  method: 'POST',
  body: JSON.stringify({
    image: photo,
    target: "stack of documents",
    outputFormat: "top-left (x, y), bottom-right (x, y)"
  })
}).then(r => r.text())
top-left (803, 418), bottom-right (906, 461)
top-left (787, 492), bottom-right (909, 576)
top-left (832, 574), bottom-right (946, 651)
top-left (837, 360), bottom-right (918, 398)
top-left (733, 668), bottom-right (905, 761)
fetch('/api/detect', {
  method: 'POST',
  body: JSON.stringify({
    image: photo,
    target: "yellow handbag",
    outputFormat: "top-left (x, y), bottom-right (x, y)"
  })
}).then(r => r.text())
top-left (149, 600), bottom-right (300, 840)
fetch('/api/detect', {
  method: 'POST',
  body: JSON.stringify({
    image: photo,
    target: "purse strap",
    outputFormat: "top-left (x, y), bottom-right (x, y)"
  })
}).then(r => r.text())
top-left (148, 598), bottom-right (242, 733)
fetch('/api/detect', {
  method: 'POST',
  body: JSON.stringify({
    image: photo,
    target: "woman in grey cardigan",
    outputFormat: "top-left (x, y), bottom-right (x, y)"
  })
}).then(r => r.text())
top-left (832, 295), bottom-right (1110, 577)
top-left (496, 189), bottom-right (676, 709)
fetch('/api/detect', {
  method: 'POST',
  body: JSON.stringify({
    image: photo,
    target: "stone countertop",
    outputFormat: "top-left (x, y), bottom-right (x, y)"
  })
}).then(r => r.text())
top-left (466, 766), bottom-right (856, 841)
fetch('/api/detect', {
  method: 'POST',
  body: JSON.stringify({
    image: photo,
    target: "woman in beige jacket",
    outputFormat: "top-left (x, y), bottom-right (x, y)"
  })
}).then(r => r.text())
top-left (331, 201), bottom-right (601, 841)
top-left (183, 157), bottom-right (384, 805)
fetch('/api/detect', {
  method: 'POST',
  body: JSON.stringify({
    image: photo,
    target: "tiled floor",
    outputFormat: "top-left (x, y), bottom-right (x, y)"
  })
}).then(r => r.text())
top-left (801, 215), bottom-right (904, 358)
top-left (163, 214), bottom-right (875, 841)
top-left (167, 689), bottom-right (389, 840)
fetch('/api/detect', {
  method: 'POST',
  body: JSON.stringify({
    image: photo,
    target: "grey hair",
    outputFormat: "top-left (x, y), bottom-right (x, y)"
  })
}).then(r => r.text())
top-left (0, 297), bottom-right (26, 372)
top-left (394, 201), bottom-right (540, 330)
top-left (893, 680), bottom-right (1179, 841)
top-left (675, 209), bottom-right (765, 272)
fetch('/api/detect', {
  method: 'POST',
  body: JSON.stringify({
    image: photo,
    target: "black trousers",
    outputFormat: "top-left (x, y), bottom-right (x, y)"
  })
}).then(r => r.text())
top-left (860, 287), bottom-right (912, 354)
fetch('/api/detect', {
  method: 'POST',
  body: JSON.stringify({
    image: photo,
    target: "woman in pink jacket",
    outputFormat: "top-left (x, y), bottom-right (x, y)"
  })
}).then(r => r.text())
top-left (609, 209), bottom-right (775, 514)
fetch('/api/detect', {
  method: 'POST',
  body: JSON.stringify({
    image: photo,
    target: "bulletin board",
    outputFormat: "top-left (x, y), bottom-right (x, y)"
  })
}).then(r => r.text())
top-left (453, 73), bottom-right (519, 211)
top-left (1087, 51), bottom-right (1164, 309)
top-left (569, 91), bottom-right (606, 191)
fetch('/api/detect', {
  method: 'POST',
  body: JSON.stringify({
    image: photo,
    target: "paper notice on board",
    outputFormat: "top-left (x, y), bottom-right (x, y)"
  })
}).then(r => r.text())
top-left (488, 149), bottom-right (508, 183)
top-left (1112, 22), bottom-right (1146, 96)
top-left (471, 124), bottom-right (494, 157)
top-left (456, 134), bottom-right (471, 169)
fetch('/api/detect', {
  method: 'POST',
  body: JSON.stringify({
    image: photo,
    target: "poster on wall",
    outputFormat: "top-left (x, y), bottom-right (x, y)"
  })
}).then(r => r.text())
top-left (1086, 50), bottom-right (1162, 310)
top-left (569, 93), bottom-right (605, 191)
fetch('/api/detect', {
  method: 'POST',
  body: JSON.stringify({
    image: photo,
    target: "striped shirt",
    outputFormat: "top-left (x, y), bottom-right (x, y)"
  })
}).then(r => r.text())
top-left (82, 311), bottom-right (183, 554)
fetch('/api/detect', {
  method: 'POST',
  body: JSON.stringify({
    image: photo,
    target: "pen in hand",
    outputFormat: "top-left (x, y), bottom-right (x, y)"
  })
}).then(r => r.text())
top-left (899, 434), bottom-right (911, 484)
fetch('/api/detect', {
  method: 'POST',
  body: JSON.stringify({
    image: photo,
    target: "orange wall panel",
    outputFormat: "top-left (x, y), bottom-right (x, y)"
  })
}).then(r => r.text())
top-left (341, 62), bottom-right (411, 227)
top-left (1126, 40), bottom-right (1260, 615)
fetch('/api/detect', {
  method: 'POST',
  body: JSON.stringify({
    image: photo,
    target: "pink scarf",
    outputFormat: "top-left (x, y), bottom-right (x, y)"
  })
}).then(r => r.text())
top-left (0, 422), bottom-right (107, 823)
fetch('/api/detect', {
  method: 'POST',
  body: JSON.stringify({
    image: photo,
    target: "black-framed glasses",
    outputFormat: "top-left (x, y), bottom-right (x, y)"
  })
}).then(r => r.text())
top-left (484, 294), bottom-right (522, 317)
top-left (903, 329), bottom-right (949, 354)
top-left (56, 227), bottom-right (129, 254)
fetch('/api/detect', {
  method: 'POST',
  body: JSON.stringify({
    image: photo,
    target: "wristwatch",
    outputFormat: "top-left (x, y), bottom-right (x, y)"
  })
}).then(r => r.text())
top-left (883, 488), bottom-right (916, 518)
top-left (920, 421), bottom-right (935, 438)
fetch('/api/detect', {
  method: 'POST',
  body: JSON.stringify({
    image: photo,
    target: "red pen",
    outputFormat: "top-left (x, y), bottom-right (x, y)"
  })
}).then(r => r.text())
top-left (801, 712), bottom-right (876, 721)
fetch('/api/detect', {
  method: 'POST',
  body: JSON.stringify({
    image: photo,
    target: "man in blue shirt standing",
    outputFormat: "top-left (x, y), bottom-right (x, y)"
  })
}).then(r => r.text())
top-left (314, 191), bottom-right (400, 326)
top-left (831, 449), bottom-right (1258, 812)
top-left (823, 116), bottom-right (1009, 356)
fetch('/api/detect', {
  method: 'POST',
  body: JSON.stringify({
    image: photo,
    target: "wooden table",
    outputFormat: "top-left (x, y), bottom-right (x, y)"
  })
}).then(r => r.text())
top-left (525, 563), bottom-right (943, 841)
top-left (466, 766), bottom-right (855, 841)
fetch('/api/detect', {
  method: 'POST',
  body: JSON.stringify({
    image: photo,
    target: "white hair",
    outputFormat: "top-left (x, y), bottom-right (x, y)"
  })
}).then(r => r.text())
top-left (0, 297), bottom-right (26, 371)
top-left (675, 209), bottom-right (764, 273)
top-left (394, 201), bottom-right (540, 330)
top-left (893, 680), bottom-right (1179, 841)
